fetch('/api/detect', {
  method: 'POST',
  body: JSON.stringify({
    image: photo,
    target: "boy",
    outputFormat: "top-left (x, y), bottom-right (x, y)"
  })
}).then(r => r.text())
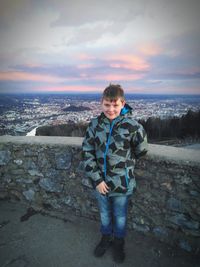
top-left (82, 84), bottom-right (148, 263)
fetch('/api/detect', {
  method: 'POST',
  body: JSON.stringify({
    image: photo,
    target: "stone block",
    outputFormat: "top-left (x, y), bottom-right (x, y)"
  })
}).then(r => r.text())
top-left (168, 213), bottom-right (199, 230)
top-left (179, 240), bottom-right (192, 252)
top-left (132, 222), bottom-right (150, 233)
top-left (55, 152), bottom-right (72, 170)
top-left (24, 159), bottom-right (37, 170)
top-left (23, 189), bottom-right (35, 201)
top-left (28, 170), bottom-right (44, 177)
top-left (153, 226), bottom-right (169, 239)
top-left (24, 148), bottom-right (38, 156)
top-left (14, 159), bottom-right (23, 165)
top-left (10, 169), bottom-right (25, 175)
top-left (167, 197), bottom-right (184, 212)
top-left (38, 153), bottom-right (50, 168)
top-left (39, 178), bottom-right (63, 193)
top-left (0, 150), bottom-right (11, 165)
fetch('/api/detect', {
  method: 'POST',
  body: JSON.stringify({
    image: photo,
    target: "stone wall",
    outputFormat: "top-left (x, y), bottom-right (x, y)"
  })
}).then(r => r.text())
top-left (0, 136), bottom-right (200, 253)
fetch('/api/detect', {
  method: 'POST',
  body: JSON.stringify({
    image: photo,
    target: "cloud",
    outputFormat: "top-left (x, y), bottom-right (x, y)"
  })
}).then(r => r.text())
top-left (108, 54), bottom-right (149, 71)
top-left (50, 0), bottom-right (144, 27)
top-left (3, 50), bottom-right (149, 81)
top-left (38, 84), bottom-right (100, 92)
top-left (66, 21), bottom-right (127, 46)
top-left (146, 30), bottom-right (200, 82)
top-left (0, 71), bottom-right (66, 83)
top-left (138, 43), bottom-right (163, 56)
top-left (0, 0), bottom-right (200, 94)
top-left (151, 71), bottom-right (200, 81)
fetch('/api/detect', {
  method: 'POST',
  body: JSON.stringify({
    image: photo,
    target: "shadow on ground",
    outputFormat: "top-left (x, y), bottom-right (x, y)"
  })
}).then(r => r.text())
top-left (0, 200), bottom-right (199, 267)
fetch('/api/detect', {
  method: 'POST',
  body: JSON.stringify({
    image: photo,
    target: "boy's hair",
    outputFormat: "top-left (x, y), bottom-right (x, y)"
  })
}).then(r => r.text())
top-left (102, 84), bottom-right (125, 101)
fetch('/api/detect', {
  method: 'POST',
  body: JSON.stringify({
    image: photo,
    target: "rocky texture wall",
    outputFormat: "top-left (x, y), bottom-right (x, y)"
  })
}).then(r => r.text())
top-left (0, 136), bottom-right (200, 254)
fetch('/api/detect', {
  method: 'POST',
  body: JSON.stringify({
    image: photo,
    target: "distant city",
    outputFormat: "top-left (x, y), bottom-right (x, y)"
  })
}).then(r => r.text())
top-left (0, 93), bottom-right (200, 136)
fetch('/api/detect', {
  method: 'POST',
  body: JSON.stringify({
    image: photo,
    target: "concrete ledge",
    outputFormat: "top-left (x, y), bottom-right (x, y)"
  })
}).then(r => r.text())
top-left (0, 135), bottom-right (82, 146)
top-left (1, 135), bottom-right (200, 166)
top-left (148, 143), bottom-right (200, 166)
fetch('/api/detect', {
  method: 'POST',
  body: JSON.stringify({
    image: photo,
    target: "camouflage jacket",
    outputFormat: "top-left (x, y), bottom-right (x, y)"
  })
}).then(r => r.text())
top-left (82, 104), bottom-right (148, 196)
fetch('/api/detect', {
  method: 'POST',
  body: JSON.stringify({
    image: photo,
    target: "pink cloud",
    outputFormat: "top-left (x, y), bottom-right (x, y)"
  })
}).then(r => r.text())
top-left (76, 53), bottom-right (95, 61)
top-left (108, 54), bottom-right (150, 71)
top-left (0, 71), bottom-right (65, 83)
top-left (77, 63), bottom-right (93, 69)
top-left (94, 73), bottom-right (144, 81)
top-left (138, 43), bottom-right (162, 56)
top-left (36, 85), bottom-right (100, 92)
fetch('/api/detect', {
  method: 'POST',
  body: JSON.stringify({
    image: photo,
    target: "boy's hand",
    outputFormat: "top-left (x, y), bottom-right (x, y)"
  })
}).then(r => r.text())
top-left (96, 181), bottom-right (110, 195)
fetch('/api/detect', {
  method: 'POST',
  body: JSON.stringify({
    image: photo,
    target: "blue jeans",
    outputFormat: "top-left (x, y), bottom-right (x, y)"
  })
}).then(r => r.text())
top-left (94, 191), bottom-right (130, 238)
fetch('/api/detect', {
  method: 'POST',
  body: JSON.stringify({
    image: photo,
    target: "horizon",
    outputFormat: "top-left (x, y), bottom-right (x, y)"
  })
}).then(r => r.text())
top-left (0, 0), bottom-right (200, 95)
top-left (0, 90), bottom-right (200, 96)
top-left (1, 91), bottom-right (200, 97)
top-left (0, 91), bottom-right (200, 98)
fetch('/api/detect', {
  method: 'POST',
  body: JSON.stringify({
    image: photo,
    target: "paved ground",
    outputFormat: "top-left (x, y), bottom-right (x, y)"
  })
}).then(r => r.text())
top-left (0, 200), bottom-right (199, 267)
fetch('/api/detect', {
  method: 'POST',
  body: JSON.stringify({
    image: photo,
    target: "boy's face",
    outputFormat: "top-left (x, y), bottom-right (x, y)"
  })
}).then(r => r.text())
top-left (102, 98), bottom-right (125, 121)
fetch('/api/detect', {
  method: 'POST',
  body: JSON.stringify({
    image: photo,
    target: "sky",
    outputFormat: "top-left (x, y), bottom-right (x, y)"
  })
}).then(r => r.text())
top-left (0, 0), bottom-right (200, 94)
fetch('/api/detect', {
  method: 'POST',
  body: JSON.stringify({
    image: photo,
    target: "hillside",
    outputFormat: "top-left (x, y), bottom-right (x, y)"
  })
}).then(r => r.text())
top-left (63, 105), bottom-right (91, 112)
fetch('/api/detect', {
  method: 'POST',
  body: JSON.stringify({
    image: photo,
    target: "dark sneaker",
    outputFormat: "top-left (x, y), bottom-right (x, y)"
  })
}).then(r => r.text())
top-left (112, 237), bottom-right (125, 263)
top-left (94, 235), bottom-right (112, 257)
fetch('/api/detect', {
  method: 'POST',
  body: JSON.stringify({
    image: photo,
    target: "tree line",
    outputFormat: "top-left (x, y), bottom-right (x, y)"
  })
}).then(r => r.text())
top-left (139, 110), bottom-right (200, 142)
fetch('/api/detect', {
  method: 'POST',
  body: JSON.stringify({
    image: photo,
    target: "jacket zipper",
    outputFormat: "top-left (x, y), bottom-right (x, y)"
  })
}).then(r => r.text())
top-left (103, 119), bottom-right (115, 178)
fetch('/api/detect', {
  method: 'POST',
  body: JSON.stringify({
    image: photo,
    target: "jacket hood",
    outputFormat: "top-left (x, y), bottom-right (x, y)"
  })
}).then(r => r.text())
top-left (120, 103), bottom-right (132, 116)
